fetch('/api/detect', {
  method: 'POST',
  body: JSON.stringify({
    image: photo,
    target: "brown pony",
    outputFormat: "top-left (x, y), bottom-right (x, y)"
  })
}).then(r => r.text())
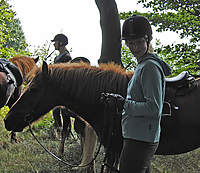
top-left (5, 61), bottom-right (200, 172)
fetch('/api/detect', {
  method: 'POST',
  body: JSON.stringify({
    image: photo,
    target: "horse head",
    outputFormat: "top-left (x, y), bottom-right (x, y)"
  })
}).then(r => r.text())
top-left (4, 61), bottom-right (60, 132)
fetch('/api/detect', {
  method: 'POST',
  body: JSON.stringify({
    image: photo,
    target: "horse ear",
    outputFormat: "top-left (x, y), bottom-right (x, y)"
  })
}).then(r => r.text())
top-left (42, 61), bottom-right (49, 79)
top-left (34, 56), bottom-right (39, 63)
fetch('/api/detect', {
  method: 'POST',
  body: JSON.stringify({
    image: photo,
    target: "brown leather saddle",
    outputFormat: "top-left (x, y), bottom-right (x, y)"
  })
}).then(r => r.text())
top-left (162, 71), bottom-right (196, 116)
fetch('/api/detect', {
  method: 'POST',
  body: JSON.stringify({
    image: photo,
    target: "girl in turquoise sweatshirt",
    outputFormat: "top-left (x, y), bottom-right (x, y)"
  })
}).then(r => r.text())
top-left (103, 15), bottom-right (172, 173)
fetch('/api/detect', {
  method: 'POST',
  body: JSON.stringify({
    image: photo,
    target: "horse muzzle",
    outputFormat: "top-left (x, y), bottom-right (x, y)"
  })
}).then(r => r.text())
top-left (4, 113), bottom-right (25, 132)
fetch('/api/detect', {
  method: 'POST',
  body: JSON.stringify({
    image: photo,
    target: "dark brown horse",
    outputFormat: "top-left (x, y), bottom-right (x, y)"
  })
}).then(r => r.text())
top-left (4, 61), bottom-right (200, 171)
top-left (0, 56), bottom-right (38, 142)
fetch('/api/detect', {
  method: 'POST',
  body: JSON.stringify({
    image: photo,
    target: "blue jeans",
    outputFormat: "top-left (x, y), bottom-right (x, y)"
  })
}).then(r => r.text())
top-left (119, 138), bottom-right (159, 173)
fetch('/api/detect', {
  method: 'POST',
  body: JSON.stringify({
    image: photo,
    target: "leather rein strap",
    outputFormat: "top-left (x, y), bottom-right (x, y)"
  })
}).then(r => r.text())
top-left (24, 109), bottom-right (104, 168)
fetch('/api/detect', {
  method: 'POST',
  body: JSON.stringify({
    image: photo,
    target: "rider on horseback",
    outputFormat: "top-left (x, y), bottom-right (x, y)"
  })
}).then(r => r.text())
top-left (52, 33), bottom-right (72, 64)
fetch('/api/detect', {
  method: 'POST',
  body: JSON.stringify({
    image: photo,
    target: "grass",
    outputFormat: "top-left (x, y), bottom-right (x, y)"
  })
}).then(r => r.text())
top-left (1, 106), bottom-right (200, 172)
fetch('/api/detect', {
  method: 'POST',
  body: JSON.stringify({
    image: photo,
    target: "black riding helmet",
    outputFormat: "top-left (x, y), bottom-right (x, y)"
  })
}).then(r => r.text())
top-left (122, 15), bottom-right (152, 40)
top-left (51, 34), bottom-right (68, 47)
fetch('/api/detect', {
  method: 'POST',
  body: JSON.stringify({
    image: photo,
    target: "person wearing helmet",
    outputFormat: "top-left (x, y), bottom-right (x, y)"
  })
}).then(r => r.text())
top-left (52, 33), bottom-right (72, 63)
top-left (101, 15), bottom-right (172, 173)
top-left (51, 34), bottom-right (72, 135)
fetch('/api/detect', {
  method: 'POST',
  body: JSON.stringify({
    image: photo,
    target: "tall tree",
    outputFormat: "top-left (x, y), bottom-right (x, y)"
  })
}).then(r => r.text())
top-left (95, 0), bottom-right (122, 66)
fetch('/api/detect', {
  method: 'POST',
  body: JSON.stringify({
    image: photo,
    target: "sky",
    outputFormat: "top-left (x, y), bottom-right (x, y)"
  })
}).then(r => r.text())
top-left (8, 0), bottom-right (187, 66)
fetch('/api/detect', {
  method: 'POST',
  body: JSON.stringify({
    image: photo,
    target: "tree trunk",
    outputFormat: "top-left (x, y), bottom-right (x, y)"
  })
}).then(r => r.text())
top-left (95, 0), bottom-right (122, 66)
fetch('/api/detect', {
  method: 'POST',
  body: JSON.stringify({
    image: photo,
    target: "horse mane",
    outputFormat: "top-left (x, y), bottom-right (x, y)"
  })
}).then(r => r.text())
top-left (9, 55), bottom-right (37, 78)
top-left (28, 62), bottom-right (134, 105)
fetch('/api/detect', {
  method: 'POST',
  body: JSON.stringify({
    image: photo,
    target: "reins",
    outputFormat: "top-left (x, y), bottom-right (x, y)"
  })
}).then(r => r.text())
top-left (25, 114), bottom-right (103, 168)
top-left (24, 107), bottom-right (106, 169)
top-left (25, 105), bottom-right (120, 172)
top-left (100, 106), bottom-right (120, 173)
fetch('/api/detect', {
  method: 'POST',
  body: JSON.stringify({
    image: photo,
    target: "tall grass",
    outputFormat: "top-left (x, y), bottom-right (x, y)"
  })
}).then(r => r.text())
top-left (1, 106), bottom-right (200, 172)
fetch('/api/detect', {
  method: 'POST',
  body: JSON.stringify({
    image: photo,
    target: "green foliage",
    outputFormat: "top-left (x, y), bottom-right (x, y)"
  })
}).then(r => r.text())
top-left (4, 18), bottom-right (27, 51)
top-left (31, 111), bottom-right (54, 130)
top-left (0, 106), bottom-right (9, 119)
top-left (120, 0), bottom-right (200, 76)
top-left (27, 40), bottom-right (58, 65)
top-left (155, 41), bottom-right (200, 76)
top-left (121, 44), bottom-right (137, 71)
top-left (0, 0), bottom-right (29, 59)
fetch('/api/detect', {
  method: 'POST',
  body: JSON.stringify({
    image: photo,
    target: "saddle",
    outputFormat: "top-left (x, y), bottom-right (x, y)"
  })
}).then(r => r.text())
top-left (0, 59), bottom-right (23, 87)
top-left (162, 71), bottom-right (196, 116)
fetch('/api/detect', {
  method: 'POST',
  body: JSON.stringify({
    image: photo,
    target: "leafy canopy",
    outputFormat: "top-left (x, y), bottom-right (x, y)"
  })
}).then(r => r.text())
top-left (0, 0), bottom-right (28, 59)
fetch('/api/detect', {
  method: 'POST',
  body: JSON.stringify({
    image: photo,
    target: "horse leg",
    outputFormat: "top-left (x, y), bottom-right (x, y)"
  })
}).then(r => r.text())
top-left (74, 118), bottom-right (85, 151)
top-left (74, 118), bottom-right (97, 173)
top-left (58, 108), bottom-right (71, 156)
top-left (10, 131), bottom-right (18, 143)
top-left (52, 107), bottom-right (62, 139)
top-left (7, 87), bottom-right (22, 143)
